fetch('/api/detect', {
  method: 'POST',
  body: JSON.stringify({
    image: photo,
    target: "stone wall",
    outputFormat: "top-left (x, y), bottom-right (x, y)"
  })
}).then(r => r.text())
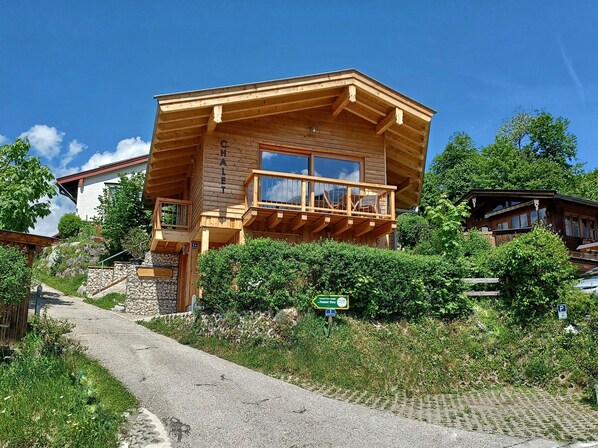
top-left (124, 252), bottom-right (179, 315)
top-left (155, 308), bottom-right (299, 343)
top-left (86, 266), bottom-right (118, 295)
top-left (86, 261), bottom-right (132, 295)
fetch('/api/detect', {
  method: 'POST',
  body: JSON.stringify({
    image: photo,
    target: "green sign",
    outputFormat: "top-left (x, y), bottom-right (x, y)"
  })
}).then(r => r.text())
top-left (312, 295), bottom-right (349, 310)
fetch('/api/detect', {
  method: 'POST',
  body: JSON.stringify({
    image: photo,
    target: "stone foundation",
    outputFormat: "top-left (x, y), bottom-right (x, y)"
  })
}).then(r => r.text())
top-left (86, 261), bottom-right (132, 295)
top-left (124, 252), bottom-right (179, 315)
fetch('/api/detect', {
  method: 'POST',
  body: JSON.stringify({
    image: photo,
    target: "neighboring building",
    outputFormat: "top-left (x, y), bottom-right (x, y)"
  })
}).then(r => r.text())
top-left (57, 155), bottom-right (149, 220)
top-left (144, 70), bottom-right (435, 312)
top-left (460, 189), bottom-right (598, 271)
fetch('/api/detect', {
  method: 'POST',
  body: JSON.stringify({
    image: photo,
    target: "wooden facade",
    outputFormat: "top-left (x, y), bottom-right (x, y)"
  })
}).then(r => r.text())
top-left (461, 189), bottom-right (598, 271)
top-left (0, 230), bottom-right (57, 345)
top-left (144, 70), bottom-right (435, 311)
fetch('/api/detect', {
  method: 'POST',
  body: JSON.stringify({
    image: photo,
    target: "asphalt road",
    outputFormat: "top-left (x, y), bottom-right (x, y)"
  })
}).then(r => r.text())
top-left (40, 285), bottom-right (565, 448)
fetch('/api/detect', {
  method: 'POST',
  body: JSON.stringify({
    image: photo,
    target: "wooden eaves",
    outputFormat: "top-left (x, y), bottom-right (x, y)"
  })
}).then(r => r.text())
top-left (144, 69), bottom-right (435, 210)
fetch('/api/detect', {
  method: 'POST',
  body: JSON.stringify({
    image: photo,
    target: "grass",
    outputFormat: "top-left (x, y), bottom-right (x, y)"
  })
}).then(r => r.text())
top-left (34, 271), bottom-right (86, 297)
top-left (0, 316), bottom-right (137, 447)
top-left (141, 304), bottom-right (598, 402)
top-left (84, 293), bottom-right (126, 310)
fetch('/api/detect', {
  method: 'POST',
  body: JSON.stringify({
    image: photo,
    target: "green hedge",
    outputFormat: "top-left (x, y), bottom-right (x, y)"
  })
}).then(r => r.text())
top-left (198, 239), bottom-right (468, 321)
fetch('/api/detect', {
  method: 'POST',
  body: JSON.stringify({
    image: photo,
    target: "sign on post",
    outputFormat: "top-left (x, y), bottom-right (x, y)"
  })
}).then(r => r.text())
top-left (557, 304), bottom-right (567, 320)
top-left (312, 295), bottom-right (349, 310)
top-left (325, 309), bottom-right (336, 317)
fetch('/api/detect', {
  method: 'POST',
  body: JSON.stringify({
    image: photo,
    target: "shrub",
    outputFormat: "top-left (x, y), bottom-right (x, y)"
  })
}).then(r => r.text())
top-left (121, 226), bottom-right (149, 260)
top-left (57, 213), bottom-right (82, 239)
top-left (396, 213), bottom-right (431, 249)
top-left (0, 245), bottom-right (30, 305)
top-left (198, 238), bottom-right (469, 321)
top-left (489, 227), bottom-right (577, 324)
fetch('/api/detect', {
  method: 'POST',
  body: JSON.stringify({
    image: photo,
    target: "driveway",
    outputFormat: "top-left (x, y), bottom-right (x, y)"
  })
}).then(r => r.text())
top-left (40, 285), bottom-right (564, 448)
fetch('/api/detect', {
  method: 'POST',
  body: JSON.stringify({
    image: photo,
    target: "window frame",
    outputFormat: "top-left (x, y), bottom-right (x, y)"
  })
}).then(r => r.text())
top-left (259, 143), bottom-right (364, 182)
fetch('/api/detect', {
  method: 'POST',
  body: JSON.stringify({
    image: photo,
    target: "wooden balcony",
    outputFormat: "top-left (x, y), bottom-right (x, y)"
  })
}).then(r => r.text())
top-left (150, 198), bottom-right (192, 253)
top-left (242, 170), bottom-right (397, 239)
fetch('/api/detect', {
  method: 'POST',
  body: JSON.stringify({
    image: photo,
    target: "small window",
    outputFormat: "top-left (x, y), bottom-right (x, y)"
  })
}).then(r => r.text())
top-left (589, 220), bottom-right (596, 240)
top-left (512, 213), bottom-right (528, 229)
top-left (572, 217), bottom-right (580, 237)
top-left (565, 216), bottom-right (580, 237)
top-left (495, 221), bottom-right (509, 230)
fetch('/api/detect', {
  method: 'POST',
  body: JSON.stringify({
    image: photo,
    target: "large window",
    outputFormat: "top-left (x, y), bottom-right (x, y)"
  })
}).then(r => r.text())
top-left (259, 147), bottom-right (363, 205)
top-left (530, 208), bottom-right (547, 224)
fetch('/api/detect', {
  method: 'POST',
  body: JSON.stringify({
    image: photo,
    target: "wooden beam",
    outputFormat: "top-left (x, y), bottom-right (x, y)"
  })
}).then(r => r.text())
top-left (206, 105), bottom-right (222, 135)
top-left (290, 213), bottom-right (308, 231)
top-left (396, 178), bottom-right (412, 194)
top-left (267, 211), bottom-right (283, 229)
top-left (333, 218), bottom-right (353, 236)
top-left (371, 222), bottom-right (396, 240)
top-left (354, 220), bottom-right (375, 237)
top-left (243, 210), bottom-right (258, 227)
top-left (331, 85), bottom-right (357, 118)
top-left (375, 108), bottom-right (403, 134)
top-left (201, 228), bottom-right (210, 253)
top-left (312, 215), bottom-right (331, 233)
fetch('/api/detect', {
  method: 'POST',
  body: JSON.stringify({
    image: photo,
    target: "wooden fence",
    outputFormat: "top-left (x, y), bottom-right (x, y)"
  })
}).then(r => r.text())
top-left (463, 277), bottom-right (500, 297)
top-left (0, 296), bottom-right (30, 345)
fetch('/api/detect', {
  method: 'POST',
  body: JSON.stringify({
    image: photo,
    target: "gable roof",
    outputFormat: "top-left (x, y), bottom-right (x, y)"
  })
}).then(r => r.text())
top-left (145, 69), bottom-right (435, 207)
top-left (459, 189), bottom-right (598, 209)
top-left (56, 155), bottom-right (149, 203)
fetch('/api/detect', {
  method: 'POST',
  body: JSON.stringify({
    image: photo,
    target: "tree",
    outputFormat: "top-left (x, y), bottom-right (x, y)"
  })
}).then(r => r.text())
top-left (425, 195), bottom-right (470, 255)
top-left (96, 172), bottom-right (149, 253)
top-left (575, 168), bottom-right (598, 201)
top-left (426, 133), bottom-right (481, 202)
top-left (0, 138), bottom-right (56, 232)
top-left (422, 110), bottom-right (586, 206)
top-left (396, 213), bottom-right (431, 249)
top-left (57, 213), bottom-right (83, 239)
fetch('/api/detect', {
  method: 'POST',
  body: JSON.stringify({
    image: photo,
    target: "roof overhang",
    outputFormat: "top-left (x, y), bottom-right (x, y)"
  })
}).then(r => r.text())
top-left (145, 69), bottom-right (435, 208)
top-left (56, 155), bottom-right (149, 203)
top-left (459, 189), bottom-right (598, 209)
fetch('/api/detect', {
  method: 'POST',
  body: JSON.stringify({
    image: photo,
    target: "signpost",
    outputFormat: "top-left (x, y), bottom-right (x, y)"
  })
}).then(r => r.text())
top-left (312, 295), bottom-right (349, 310)
top-left (557, 304), bottom-right (567, 320)
top-left (312, 295), bottom-right (349, 337)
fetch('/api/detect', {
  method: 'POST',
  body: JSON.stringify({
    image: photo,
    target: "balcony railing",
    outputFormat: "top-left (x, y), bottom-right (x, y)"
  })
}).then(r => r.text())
top-left (152, 198), bottom-right (192, 232)
top-left (244, 170), bottom-right (396, 220)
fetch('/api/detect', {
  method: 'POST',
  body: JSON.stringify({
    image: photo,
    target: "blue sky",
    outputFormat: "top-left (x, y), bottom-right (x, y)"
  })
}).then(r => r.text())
top-left (1, 1), bottom-right (597, 234)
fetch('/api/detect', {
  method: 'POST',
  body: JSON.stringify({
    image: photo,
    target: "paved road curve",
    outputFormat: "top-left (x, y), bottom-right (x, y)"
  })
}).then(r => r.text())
top-left (41, 286), bottom-right (563, 448)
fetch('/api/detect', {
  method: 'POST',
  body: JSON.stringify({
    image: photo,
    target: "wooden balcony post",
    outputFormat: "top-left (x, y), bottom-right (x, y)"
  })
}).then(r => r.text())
top-left (252, 175), bottom-right (259, 208)
top-left (309, 181), bottom-right (315, 211)
top-left (300, 180), bottom-right (307, 212)
top-left (390, 191), bottom-right (396, 220)
top-left (346, 185), bottom-right (352, 216)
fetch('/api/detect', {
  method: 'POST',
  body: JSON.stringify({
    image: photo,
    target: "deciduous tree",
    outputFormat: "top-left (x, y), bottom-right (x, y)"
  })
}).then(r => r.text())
top-left (0, 138), bottom-right (56, 232)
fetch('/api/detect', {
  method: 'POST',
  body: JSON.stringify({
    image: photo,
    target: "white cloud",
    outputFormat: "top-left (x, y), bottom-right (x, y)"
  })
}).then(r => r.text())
top-left (0, 134), bottom-right (8, 145)
top-left (557, 36), bottom-right (586, 105)
top-left (64, 139), bottom-right (86, 166)
top-left (81, 136), bottom-right (149, 171)
top-left (32, 194), bottom-right (76, 237)
top-left (20, 125), bottom-right (64, 159)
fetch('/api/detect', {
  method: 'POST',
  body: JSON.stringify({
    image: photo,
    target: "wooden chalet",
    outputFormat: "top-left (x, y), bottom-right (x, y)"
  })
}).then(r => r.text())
top-left (460, 189), bottom-right (598, 271)
top-left (144, 70), bottom-right (435, 311)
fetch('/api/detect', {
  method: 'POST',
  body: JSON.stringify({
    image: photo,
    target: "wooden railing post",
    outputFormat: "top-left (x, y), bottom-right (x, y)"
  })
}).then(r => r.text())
top-left (252, 175), bottom-right (259, 208)
top-left (346, 185), bottom-right (352, 216)
top-left (300, 180), bottom-right (307, 212)
top-left (390, 191), bottom-right (396, 220)
top-left (309, 181), bottom-right (315, 211)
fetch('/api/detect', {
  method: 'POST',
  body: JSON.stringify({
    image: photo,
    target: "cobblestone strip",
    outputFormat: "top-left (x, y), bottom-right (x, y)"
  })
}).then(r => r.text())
top-left (120, 408), bottom-right (171, 448)
top-left (271, 374), bottom-right (598, 442)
